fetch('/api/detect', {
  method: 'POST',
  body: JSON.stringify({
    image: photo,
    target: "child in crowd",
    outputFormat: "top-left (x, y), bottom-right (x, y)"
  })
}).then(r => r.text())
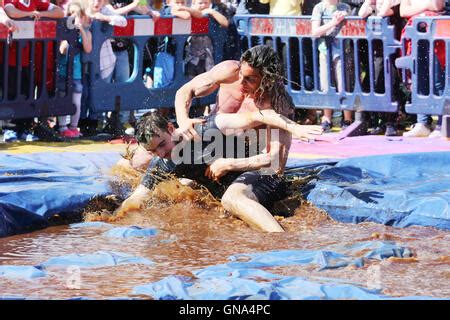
top-left (87, 0), bottom-right (127, 81)
top-left (185, 0), bottom-right (228, 78)
top-left (311, 0), bottom-right (353, 132)
top-left (57, 0), bottom-right (92, 138)
top-left (78, 0), bottom-right (126, 136)
top-left (400, 0), bottom-right (444, 138)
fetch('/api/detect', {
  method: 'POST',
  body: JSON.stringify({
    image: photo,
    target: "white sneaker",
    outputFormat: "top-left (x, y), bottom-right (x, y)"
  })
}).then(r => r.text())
top-left (428, 127), bottom-right (442, 138)
top-left (125, 127), bottom-right (135, 136)
top-left (403, 123), bottom-right (431, 137)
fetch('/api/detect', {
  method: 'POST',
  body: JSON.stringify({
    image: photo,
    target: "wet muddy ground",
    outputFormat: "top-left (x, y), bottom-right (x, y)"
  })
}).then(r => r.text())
top-left (0, 170), bottom-right (449, 299)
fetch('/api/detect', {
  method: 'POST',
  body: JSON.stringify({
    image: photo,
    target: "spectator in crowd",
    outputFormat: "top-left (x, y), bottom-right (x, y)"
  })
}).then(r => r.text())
top-left (184, 0), bottom-right (228, 78)
top-left (4, 0), bottom-right (64, 19)
top-left (212, 0), bottom-right (240, 60)
top-left (57, 0), bottom-right (92, 138)
top-left (400, 0), bottom-right (444, 138)
top-left (0, 2), bottom-right (18, 141)
top-left (3, 0), bottom-right (64, 141)
top-left (78, 0), bottom-right (127, 137)
top-left (358, 0), bottom-right (403, 136)
top-left (87, 0), bottom-right (127, 81)
top-left (104, 0), bottom-right (160, 135)
top-left (311, 0), bottom-right (354, 132)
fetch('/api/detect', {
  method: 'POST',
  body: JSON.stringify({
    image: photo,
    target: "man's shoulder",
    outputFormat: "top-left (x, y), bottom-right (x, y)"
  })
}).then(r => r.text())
top-left (202, 60), bottom-right (240, 85)
top-left (215, 60), bottom-right (240, 70)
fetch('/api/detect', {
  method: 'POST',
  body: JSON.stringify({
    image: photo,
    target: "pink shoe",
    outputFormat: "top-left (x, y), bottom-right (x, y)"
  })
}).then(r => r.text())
top-left (60, 129), bottom-right (79, 138)
top-left (69, 128), bottom-right (81, 138)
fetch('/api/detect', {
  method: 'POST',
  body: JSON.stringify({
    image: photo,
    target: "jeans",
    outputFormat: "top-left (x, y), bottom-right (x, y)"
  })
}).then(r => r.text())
top-left (417, 55), bottom-right (444, 127)
top-left (113, 50), bottom-right (133, 124)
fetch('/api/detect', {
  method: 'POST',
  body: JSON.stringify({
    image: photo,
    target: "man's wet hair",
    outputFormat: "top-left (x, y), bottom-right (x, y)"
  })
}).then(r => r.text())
top-left (241, 45), bottom-right (295, 119)
top-left (135, 112), bottom-right (170, 145)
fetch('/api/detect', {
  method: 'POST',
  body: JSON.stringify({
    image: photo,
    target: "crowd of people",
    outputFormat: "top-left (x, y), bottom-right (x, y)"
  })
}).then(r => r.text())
top-left (0, 0), bottom-right (448, 142)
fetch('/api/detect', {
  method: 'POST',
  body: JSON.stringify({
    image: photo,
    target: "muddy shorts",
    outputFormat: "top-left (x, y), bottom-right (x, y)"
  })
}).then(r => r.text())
top-left (231, 171), bottom-right (289, 210)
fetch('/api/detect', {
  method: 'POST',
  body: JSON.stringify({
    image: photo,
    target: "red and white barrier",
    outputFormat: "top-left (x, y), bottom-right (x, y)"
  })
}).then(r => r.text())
top-left (248, 17), bottom-right (366, 37)
top-left (114, 17), bottom-right (210, 37)
top-left (0, 20), bottom-right (57, 40)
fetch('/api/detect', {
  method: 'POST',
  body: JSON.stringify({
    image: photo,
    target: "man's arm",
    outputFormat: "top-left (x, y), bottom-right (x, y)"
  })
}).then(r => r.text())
top-left (112, 157), bottom-right (174, 220)
top-left (399, 0), bottom-right (442, 17)
top-left (214, 109), bottom-right (323, 141)
top-left (174, 60), bottom-right (240, 140)
top-left (111, 184), bottom-right (152, 221)
top-left (4, 4), bottom-right (36, 18)
top-left (0, 6), bottom-right (18, 31)
top-left (176, 5), bottom-right (203, 19)
top-left (358, 0), bottom-right (374, 17)
top-left (311, 10), bottom-right (347, 37)
top-left (206, 129), bottom-right (292, 180)
top-left (202, 8), bottom-right (229, 27)
top-left (38, 6), bottom-right (64, 18)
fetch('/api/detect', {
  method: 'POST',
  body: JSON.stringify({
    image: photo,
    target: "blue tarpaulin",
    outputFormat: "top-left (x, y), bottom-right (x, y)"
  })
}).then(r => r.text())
top-left (298, 152), bottom-right (450, 230)
top-left (38, 251), bottom-right (154, 269)
top-left (0, 265), bottom-right (47, 279)
top-left (133, 275), bottom-right (392, 300)
top-left (0, 152), bottom-right (120, 237)
top-left (103, 226), bottom-right (159, 238)
top-left (132, 241), bottom-right (432, 300)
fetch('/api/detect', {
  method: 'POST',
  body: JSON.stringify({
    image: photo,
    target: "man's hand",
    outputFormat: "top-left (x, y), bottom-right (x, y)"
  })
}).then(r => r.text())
top-left (148, 9), bottom-right (160, 21)
top-left (291, 124), bottom-right (323, 142)
top-left (332, 10), bottom-right (347, 25)
top-left (92, 12), bottom-right (110, 22)
top-left (110, 185), bottom-right (150, 221)
top-left (201, 8), bottom-right (215, 15)
top-left (30, 11), bottom-right (42, 20)
top-left (174, 118), bottom-right (206, 142)
top-left (205, 158), bottom-right (231, 181)
top-left (2, 17), bottom-right (18, 32)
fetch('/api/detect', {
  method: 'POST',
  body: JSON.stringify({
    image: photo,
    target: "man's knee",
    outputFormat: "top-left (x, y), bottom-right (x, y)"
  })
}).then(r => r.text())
top-left (221, 183), bottom-right (257, 209)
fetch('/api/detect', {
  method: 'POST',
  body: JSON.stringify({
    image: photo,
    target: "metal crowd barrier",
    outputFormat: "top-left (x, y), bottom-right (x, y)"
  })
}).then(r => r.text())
top-left (234, 15), bottom-right (402, 113)
top-left (84, 16), bottom-right (228, 113)
top-left (0, 18), bottom-right (78, 120)
top-left (395, 16), bottom-right (450, 116)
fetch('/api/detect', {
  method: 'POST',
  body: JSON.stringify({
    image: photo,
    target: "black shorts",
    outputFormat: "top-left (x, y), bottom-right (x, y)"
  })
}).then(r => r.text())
top-left (232, 171), bottom-right (289, 210)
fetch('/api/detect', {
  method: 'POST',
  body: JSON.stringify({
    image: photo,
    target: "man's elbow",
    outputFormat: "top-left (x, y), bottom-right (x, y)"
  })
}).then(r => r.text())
top-left (4, 9), bottom-right (20, 19)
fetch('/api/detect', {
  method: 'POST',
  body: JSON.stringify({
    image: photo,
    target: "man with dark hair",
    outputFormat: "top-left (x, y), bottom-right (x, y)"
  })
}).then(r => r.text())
top-left (115, 45), bottom-right (322, 232)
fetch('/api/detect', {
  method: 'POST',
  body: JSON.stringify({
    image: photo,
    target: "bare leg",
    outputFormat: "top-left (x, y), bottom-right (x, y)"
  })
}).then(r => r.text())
top-left (221, 183), bottom-right (284, 232)
top-left (322, 109), bottom-right (333, 124)
top-left (343, 110), bottom-right (353, 123)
